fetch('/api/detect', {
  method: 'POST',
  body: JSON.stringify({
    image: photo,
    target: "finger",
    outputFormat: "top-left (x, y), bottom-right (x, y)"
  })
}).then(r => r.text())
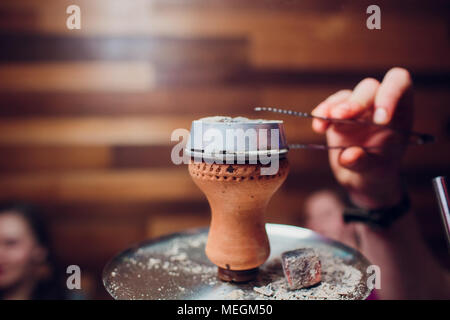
top-left (330, 78), bottom-right (380, 119)
top-left (374, 67), bottom-right (413, 125)
top-left (326, 89), bottom-right (353, 105)
top-left (312, 102), bottom-right (331, 133)
top-left (339, 146), bottom-right (370, 171)
top-left (312, 90), bottom-right (352, 133)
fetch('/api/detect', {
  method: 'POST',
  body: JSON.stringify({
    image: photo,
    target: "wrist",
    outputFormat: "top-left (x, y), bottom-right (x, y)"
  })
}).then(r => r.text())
top-left (343, 187), bottom-right (411, 229)
top-left (347, 175), bottom-right (404, 210)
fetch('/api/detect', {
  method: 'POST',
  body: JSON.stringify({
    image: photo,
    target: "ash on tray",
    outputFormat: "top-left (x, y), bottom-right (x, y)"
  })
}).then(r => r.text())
top-left (251, 249), bottom-right (364, 300)
top-left (149, 235), bottom-right (217, 279)
top-left (131, 234), bottom-right (216, 282)
top-left (105, 233), bottom-right (218, 299)
top-left (104, 228), bottom-right (369, 300)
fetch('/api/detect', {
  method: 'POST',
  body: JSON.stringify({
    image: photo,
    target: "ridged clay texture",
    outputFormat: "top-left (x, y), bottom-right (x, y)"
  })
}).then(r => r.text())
top-left (188, 159), bottom-right (289, 271)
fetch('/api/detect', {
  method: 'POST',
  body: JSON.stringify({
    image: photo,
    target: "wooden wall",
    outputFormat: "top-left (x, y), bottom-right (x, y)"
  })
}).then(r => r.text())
top-left (0, 0), bottom-right (449, 298)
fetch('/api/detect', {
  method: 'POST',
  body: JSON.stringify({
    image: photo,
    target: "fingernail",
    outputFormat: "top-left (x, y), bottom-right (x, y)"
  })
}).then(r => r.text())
top-left (373, 108), bottom-right (388, 124)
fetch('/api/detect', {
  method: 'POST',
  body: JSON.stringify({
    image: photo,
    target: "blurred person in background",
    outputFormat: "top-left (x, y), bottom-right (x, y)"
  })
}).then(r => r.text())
top-left (304, 67), bottom-right (450, 299)
top-left (0, 202), bottom-right (68, 300)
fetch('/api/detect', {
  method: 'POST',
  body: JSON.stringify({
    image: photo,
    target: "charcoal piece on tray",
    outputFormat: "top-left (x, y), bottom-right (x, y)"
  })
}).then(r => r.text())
top-left (281, 248), bottom-right (322, 290)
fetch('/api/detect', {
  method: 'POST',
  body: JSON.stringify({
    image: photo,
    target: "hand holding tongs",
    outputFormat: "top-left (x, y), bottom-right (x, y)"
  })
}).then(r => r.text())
top-left (254, 106), bottom-right (435, 151)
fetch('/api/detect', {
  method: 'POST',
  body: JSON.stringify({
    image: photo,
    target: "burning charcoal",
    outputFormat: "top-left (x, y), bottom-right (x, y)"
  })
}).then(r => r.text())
top-left (281, 248), bottom-right (322, 290)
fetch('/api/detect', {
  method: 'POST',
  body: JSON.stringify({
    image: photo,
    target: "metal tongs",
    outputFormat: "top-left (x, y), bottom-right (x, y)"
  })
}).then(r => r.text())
top-left (433, 177), bottom-right (450, 248)
top-left (255, 106), bottom-right (435, 151)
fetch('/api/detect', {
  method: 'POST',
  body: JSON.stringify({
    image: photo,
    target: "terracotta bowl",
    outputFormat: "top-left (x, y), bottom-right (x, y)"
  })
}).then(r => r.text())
top-left (188, 159), bottom-right (289, 282)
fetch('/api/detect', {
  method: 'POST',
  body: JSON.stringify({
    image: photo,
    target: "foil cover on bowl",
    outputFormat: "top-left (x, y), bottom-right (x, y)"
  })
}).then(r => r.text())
top-left (185, 116), bottom-right (288, 163)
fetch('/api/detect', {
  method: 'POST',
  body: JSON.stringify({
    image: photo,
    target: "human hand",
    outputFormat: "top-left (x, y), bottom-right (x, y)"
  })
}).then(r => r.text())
top-left (311, 68), bottom-right (413, 209)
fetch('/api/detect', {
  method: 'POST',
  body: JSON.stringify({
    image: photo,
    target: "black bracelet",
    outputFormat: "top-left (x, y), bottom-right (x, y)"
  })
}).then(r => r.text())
top-left (343, 192), bottom-right (411, 229)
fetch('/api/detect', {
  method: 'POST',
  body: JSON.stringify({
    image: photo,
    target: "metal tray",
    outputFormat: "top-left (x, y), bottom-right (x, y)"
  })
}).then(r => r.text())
top-left (103, 224), bottom-right (372, 300)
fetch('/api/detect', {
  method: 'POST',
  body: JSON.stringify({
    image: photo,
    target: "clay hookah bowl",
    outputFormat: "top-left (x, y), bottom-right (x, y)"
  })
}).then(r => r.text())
top-left (186, 117), bottom-right (289, 282)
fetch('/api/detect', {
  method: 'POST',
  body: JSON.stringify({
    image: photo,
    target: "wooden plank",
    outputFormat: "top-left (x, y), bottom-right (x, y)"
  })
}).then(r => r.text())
top-left (0, 169), bottom-right (202, 203)
top-left (0, 4), bottom-right (37, 31)
top-left (0, 35), bottom-right (248, 66)
top-left (0, 146), bottom-right (112, 172)
top-left (112, 145), bottom-right (173, 169)
top-left (0, 62), bottom-right (155, 92)
top-left (151, 0), bottom-right (342, 12)
top-left (39, 202), bottom-right (209, 219)
top-left (151, 0), bottom-right (450, 15)
top-left (0, 87), bottom-right (261, 117)
top-left (0, 116), bottom-right (191, 146)
top-left (146, 213), bottom-right (209, 238)
top-left (250, 14), bottom-right (450, 72)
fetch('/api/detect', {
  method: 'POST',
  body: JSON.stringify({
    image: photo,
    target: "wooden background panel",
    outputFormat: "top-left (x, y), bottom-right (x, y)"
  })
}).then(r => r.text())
top-left (0, 146), bottom-right (112, 172)
top-left (0, 35), bottom-right (249, 66)
top-left (0, 117), bottom-right (189, 145)
top-left (0, 62), bottom-right (155, 92)
top-left (146, 213), bottom-right (209, 238)
top-left (0, 0), bottom-right (449, 299)
top-left (0, 169), bottom-right (200, 203)
top-left (250, 15), bottom-right (450, 71)
top-left (150, 0), bottom-right (450, 15)
top-left (0, 1), bottom-right (448, 72)
top-left (0, 87), bottom-right (261, 117)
